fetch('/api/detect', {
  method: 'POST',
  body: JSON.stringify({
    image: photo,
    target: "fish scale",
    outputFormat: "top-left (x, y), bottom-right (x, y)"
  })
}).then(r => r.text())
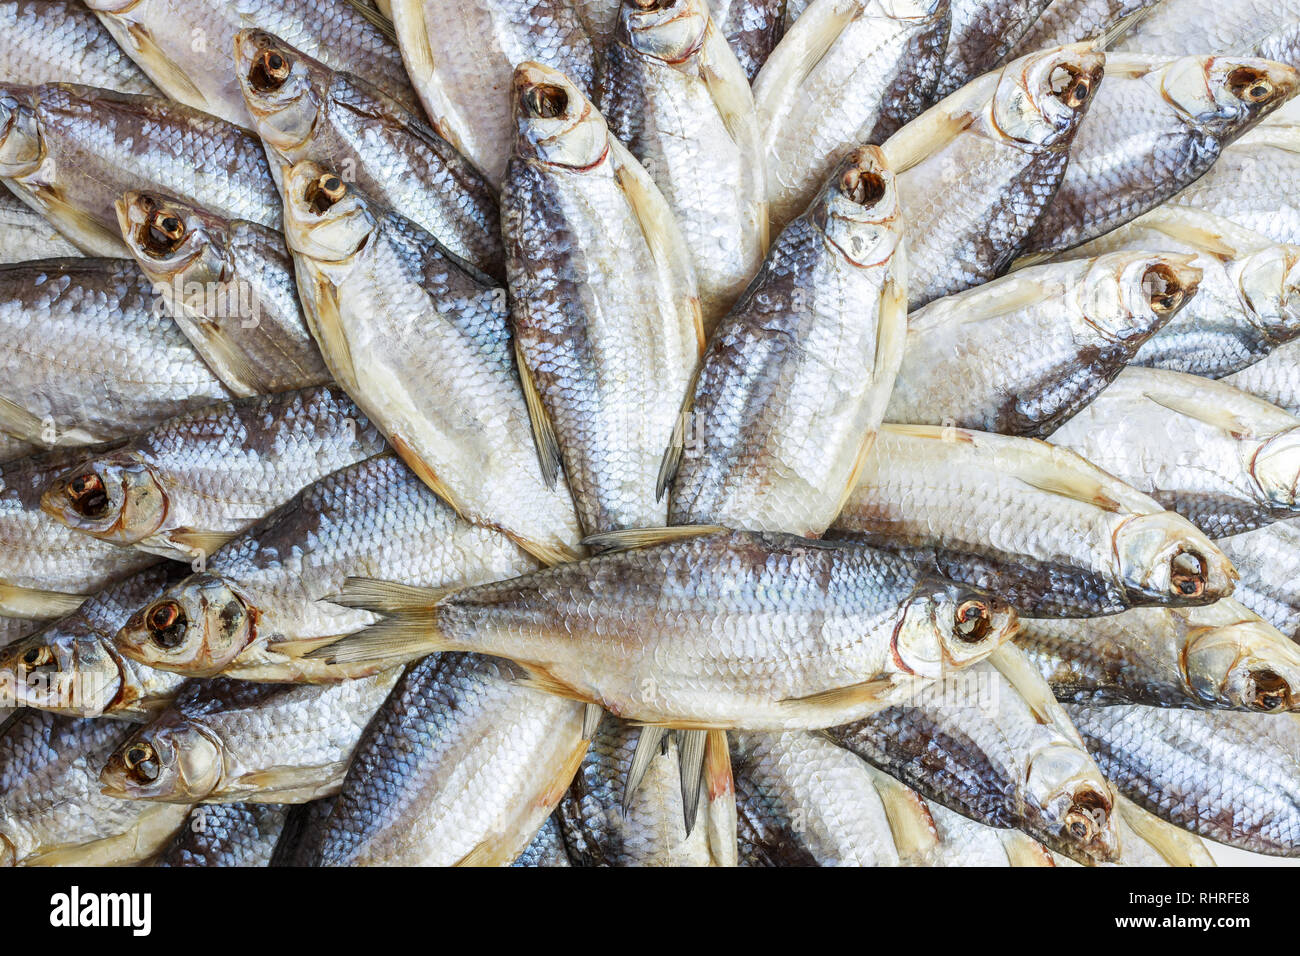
top-left (154, 802), bottom-right (290, 867)
top-left (0, 0), bottom-right (155, 92)
top-left (1216, 518), bottom-right (1300, 640)
top-left (933, 0), bottom-right (1051, 100)
top-left (1225, 339), bottom-right (1300, 414)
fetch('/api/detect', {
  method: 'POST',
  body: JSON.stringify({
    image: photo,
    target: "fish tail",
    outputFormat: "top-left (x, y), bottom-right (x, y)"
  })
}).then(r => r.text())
top-left (308, 578), bottom-right (460, 665)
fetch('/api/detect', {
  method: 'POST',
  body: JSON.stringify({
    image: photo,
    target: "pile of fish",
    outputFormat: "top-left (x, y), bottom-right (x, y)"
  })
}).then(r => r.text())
top-left (1, 0), bottom-right (1299, 867)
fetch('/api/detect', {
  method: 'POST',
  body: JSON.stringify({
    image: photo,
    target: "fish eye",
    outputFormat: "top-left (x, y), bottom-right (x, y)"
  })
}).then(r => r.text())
top-left (953, 600), bottom-right (992, 644)
top-left (1066, 790), bottom-right (1108, 843)
top-left (1048, 65), bottom-right (1090, 108)
top-left (305, 173), bottom-right (346, 214)
top-left (1249, 669), bottom-right (1291, 711)
top-left (142, 209), bottom-right (185, 256)
top-left (1142, 264), bottom-right (1185, 314)
top-left (123, 742), bottom-right (159, 782)
top-left (1169, 548), bottom-right (1208, 597)
top-left (250, 48), bottom-right (292, 92)
top-left (21, 646), bottom-right (53, 669)
top-left (523, 84), bottom-right (568, 119)
top-left (146, 601), bottom-right (188, 649)
top-left (1228, 67), bottom-right (1273, 103)
top-left (840, 166), bottom-right (885, 207)
top-left (65, 473), bottom-right (109, 518)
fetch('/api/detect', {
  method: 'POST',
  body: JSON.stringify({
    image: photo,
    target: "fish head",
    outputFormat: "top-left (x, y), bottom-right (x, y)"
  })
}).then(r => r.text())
top-left (116, 190), bottom-right (228, 289)
top-left (1024, 744), bottom-right (1120, 864)
top-left (1078, 252), bottom-right (1202, 344)
top-left (1112, 511), bottom-right (1237, 605)
top-left (511, 62), bottom-right (608, 169)
top-left (40, 454), bottom-right (167, 545)
top-left (897, 581), bottom-right (1018, 676)
top-left (1160, 55), bottom-right (1300, 134)
top-left (620, 0), bottom-right (709, 64)
top-left (1233, 244), bottom-right (1300, 343)
top-left (234, 29), bottom-right (325, 152)
top-left (0, 85), bottom-right (42, 178)
top-left (812, 145), bottom-right (902, 268)
top-left (99, 715), bottom-right (223, 802)
top-left (115, 574), bottom-right (254, 676)
top-left (1250, 425), bottom-right (1300, 511)
top-left (1184, 615), bottom-right (1300, 712)
top-left (280, 159), bottom-right (376, 264)
top-left (992, 43), bottom-right (1104, 148)
top-left (0, 629), bottom-right (122, 716)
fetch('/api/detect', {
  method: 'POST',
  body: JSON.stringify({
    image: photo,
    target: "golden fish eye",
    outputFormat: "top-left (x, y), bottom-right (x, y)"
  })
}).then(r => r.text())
top-left (1048, 65), bottom-right (1090, 108)
top-left (306, 173), bottom-right (346, 214)
top-left (1142, 264), bottom-right (1185, 314)
top-left (123, 742), bottom-right (159, 782)
top-left (1249, 669), bottom-right (1291, 711)
top-left (249, 48), bottom-right (292, 92)
top-left (139, 208), bottom-right (185, 257)
top-left (1169, 548), bottom-right (1208, 598)
top-left (65, 472), bottom-right (109, 518)
top-left (21, 646), bottom-right (53, 668)
top-left (953, 600), bottom-right (992, 644)
top-left (146, 601), bottom-right (188, 649)
top-left (1228, 67), bottom-right (1274, 103)
top-left (523, 84), bottom-right (568, 119)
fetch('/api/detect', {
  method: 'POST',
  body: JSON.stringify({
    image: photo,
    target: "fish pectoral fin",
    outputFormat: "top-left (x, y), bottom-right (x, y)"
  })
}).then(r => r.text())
top-left (386, 434), bottom-right (467, 517)
top-left (989, 646), bottom-right (1073, 736)
top-left (303, 276), bottom-right (361, 391)
top-left (0, 583), bottom-right (86, 619)
top-left (166, 529), bottom-right (233, 561)
top-left (1008, 249), bottom-right (1054, 272)
top-left (123, 22), bottom-right (215, 115)
top-left (512, 337), bottom-right (562, 488)
top-left (1116, 795), bottom-right (1215, 866)
top-left (873, 270), bottom-right (907, 382)
top-left (857, 761), bottom-right (939, 860)
top-left (172, 311), bottom-right (268, 398)
top-left (1011, 458), bottom-right (1124, 512)
top-left (0, 396), bottom-right (54, 444)
top-left (763, 0), bottom-right (857, 101)
top-left (1139, 390), bottom-right (1256, 439)
top-left (582, 524), bottom-right (726, 553)
top-left (999, 831), bottom-right (1057, 867)
top-left (779, 677), bottom-right (896, 714)
top-left (513, 664), bottom-right (592, 705)
top-left (327, 577), bottom-right (456, 613)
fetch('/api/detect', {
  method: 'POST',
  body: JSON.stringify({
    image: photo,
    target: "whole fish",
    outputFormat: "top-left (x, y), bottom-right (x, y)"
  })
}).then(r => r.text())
top-left (1074, 208), bottom-right (1300, 378)
top-left (1, 446), bottom-right (159, 621)
top-left (1116, 0), bottom-right (1300, 60)
top-left (0, 0), bottom-right (157, 92)
top-left (278, 159), bottom-right (583, 566)
top-left (83, 0), bottom-right (418, 128)
top-left (0, 565), bottom-right (187, 719)
top-left (117, 191), bottom-right (331, 398)
top-left (0, 259), bottom-right (231, 449)
top-left (233, 29), bottom-right (504, 280)
top-left (0, 709), bottom-right (191, 866)
top-left (827, 646), bottom-right (1122, 864)
top-left (99, 669), bottom-right (401, 804)
top-left (753, 0), bottom-right (949, 230)
top-left (1049, 366), bottom-right (1300, 538)
top-left (0, 84), bottom-right (280, 256)
top-left (707, 0), bottom-right (786, 80)
top-left (40, 387), bottom-right (386, 563)
top-left (1008, 0), bottom-right (1159, 58)
top-left (731, 730), bottom-right (901, 866)
top-left (1224, 339), bottom-right (1300, 414)
top-left (387, 0), bottom-right (597, 184)
top-left (1216, 518), bottom-right (1300, 640)
top-left (884, 251), bottom-right (1200, 436)
top-left (666, 146), bottom-right (906, 535)
top-left (933, 0), bottom-right (1052, 101)
top-left (513, 814), bottom-right (571, 867)
top-left (599, 0), bottom-right (766, 324)
top-left (1066, 704), bottom-right (1300, 856)
top-left (1020, 54), bottom-right (1299, 256)
top-left (0, 184), bottom-right (80, 263)
top-left (316, 528), bottom-right (1018, 730)
top-left (154, 802), bottom-right (290, 867)
top-left (504, 63), bottom-right (703, 535)
top-left (829, 424), bottom-right (1237, 617)
top-left (307, 653), bottom-right (589, 866)
top-left (883, 42), bottom-right (1104, 308)
top-left (1018, 598), bottom-right (1300, 711)
top-left (112, 454), bottom-right (539, 684)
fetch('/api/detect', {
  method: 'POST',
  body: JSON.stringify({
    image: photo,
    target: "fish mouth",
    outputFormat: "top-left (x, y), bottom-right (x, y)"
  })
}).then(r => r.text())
top-left (115, 191), bottom-right (197, 270)
top-left (1061, 785), bottom-right (1119, 863)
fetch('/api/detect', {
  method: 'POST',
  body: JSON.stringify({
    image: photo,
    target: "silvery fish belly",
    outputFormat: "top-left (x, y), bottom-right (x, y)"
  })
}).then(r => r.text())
top-left (0, 564), bottom-right (188, 719)
top-left (279, 160), bottom-right (583, 567)
top-left (883, 43), bottom-right (1103, 308)
top-left (388, 0), bottom-right (597, 185)
top-left (39, 387), bottom-right (386, 563)
top-left (1048, 366), bottom-right (1300, 538)
top-left (1074, 209), bottom-right (1300, 378)
top-left (933, 0), bottom-right (1051, 101)
top-left (0, 259), bottom-right (231, 448)
top-left (753, 0), bottom-right (948, 231)
top-left (234, 29), bottom-right (504, 280)
top-left (599, 0), bottom-right (766, 325)
top-left (667, 146), bottom-right (906, 535)
top-left (318, 529), bottom-right (1018, 730)
top-left (83, 0), bottom-right (418, 128)
top-left (307, 652), bottom-right (588, 866)
top-left (0, 0), bottom-right (156, 91)
top-left (504, 64), bottom-right (703, 535)
top-left (828, 424), bottom-right (1236, 617)
top-left (731, 730), bottom-right (901, 866)
top-left (0, 709), bottom-right (191, 866)
top-left (99, 668), bottom-right (402, 805)
top-left (1066, 704), bottom-right (1300, 857)
top-left (560, 715), bottom-right (717, 865)
top-left (0, 184), bottom-right (80, 262)
top-left (513, 814), bottom-right (571, 867)
top-left (1021, 54), bottom-right (1300, 256)
top-left (1224, 338), bottom-right (1300, 415)
top-left (707, 0), bottom-right (786, 80)
top-left (0, 84), bottom-right (280, 257)
top-left (1017, 598), bottom-right (1300, 711)
top-left (154, 802), bottom-right (290, 867)
top-left (827, 647), bottom-right (1122, 865)
top-left (884, 252), bottom-right (1200, 436)
top-left (1115, 0), bottom-right (1300, 60)
top-left (909, 798), bottom-right (1055, 866)
top-left (112, 454), bottom-right (539, 684)
top-left (1, 447), bottom-right (160, 620)
top-left (1217, 518), bottom-right (1300, 641)
top-left (118, 191), bottom-right (331, 398)
top-left (1008, 0), bottom-right (1159, 58)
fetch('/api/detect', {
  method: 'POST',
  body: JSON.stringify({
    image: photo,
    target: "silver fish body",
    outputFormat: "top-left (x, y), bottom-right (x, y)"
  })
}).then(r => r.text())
top-left (1008, 0), bottom-right (1159, 59)
top-left (1115, 0), bottom-right (1300, 60)
top-left (1217, 518), bottom-right (1300, 641)
top-left (154, 802), bottom-right (290, 867)
top-left (0, 0), bottom-right (156, 92)
top-left (707, 0), bottom-right (787, 80)
top-left (512, 813), bottom-right (571, 866)
top-left (933, 0), bottom-right (1051, 100)
top-left (1224, 338), bottom-right (1300, 414)
top-left (0, 183), bottom-right (80, 263)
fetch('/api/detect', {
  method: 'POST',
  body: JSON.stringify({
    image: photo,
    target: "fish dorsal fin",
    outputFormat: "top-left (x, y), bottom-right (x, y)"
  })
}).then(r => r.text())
top-left (582, 524), bottom-right (725, 553)
top-left (512, 337), bottom-right (562, 488)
